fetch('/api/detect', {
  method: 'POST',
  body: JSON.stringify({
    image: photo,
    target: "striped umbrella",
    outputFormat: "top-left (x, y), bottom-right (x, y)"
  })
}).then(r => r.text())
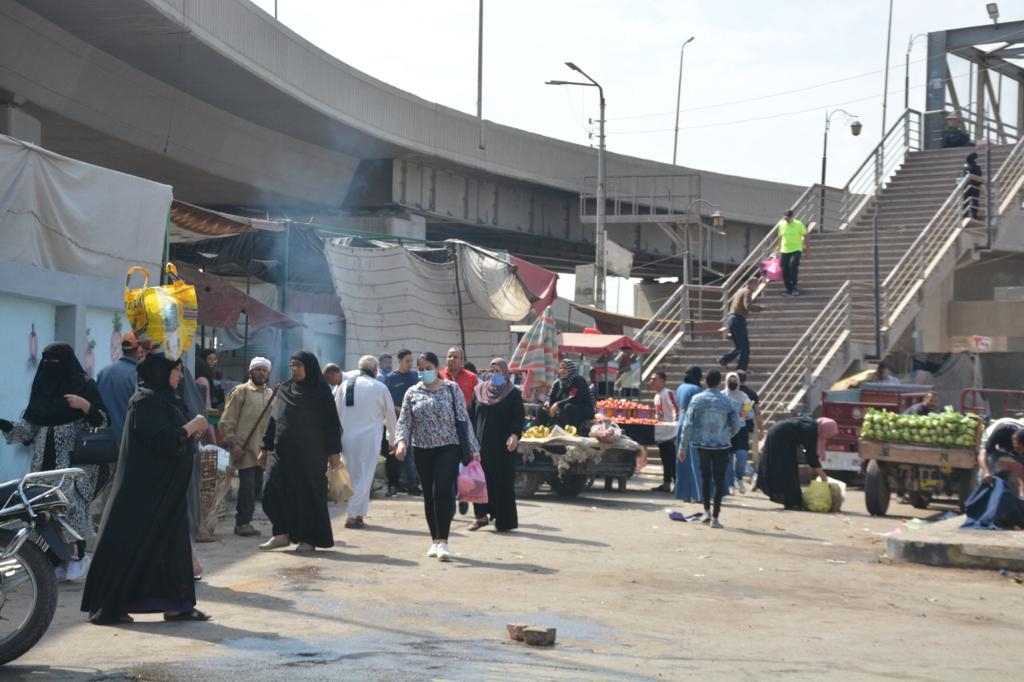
top-left (510, 306), bottom-right (559, 389)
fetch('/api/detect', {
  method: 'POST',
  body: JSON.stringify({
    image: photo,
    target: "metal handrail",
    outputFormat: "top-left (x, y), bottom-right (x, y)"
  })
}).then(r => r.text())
top-left (757, 282), bottom-right (852, 422)
top-left (992, 136), bottom-right (1024, 215)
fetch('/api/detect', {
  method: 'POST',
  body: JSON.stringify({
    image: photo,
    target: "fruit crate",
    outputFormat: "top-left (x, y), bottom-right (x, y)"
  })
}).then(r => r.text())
top-left (858, 440), bottom-right (976, 469)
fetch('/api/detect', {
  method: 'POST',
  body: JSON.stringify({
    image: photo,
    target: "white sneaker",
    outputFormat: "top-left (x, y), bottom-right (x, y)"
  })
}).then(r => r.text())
top-left (737, 479), bottom-right (746, 494)
top-left (435, 543), bottom-right (452, 562)
top-left (426, 543), bottom-right (439, 558)
top-left (64, 554), bottom-right (90, 582)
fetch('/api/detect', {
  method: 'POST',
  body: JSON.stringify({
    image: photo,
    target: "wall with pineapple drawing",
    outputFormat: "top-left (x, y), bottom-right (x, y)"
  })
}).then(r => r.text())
top-left (0, 261), bottom-right (124, 481)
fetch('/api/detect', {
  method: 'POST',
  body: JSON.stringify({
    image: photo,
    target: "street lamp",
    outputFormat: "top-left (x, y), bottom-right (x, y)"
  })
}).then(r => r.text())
top-left (547, 62), bottom-right (608, 309)
top-left (673, 36), bottom-right (695, 165)
top-left (904, 33), bottom-right (927, 110)
top-left (819, 109), bottom-right (861, 232)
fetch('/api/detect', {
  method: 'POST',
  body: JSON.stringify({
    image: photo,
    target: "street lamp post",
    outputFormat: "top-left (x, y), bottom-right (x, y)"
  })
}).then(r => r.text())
top-left (904, 33), bottom-right (927, 110)
top-left (547, 63), bottom-right (607, 309)
top-left (819, 109), bottom-right (861, 232)
top-left (673, 36), bottom-right (695, 165)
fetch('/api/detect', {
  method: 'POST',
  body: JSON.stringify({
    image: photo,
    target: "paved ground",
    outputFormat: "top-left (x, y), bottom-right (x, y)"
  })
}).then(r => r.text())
top-left (6, 465), bottom-right (1022, 680)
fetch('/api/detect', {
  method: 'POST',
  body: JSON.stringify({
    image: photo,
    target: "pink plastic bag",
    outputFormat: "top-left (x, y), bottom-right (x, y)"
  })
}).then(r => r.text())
top-left (457, 460), bottom-right (489, 504)
top-left (760, 256), bottom-right (782, 281)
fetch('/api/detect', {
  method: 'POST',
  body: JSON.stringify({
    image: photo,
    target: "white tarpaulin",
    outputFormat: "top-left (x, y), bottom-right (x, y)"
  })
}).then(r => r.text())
top-left (0, 134), bottom-right (171, 276)
top-left (323, 240), bottom-right (527, 368)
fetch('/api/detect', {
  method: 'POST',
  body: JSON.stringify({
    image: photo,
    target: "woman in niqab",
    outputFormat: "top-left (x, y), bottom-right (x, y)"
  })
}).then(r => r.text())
top-left (81, 353), bottom-right (211, 624)
top-left (258, 351), bottom-right (342, 552)
top-left (756, 416), bottom-right (837, 510)
top-left (468, 358), bottom-right (525, 532)
top-left (0, 343), bottom-right (108, 579)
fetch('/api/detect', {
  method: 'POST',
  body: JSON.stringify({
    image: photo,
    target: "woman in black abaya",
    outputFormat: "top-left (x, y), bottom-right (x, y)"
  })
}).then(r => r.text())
top-left (756, 416), bottom-right (838, 510)
top-left (468, 358), bottom-right (525, 532)
top-left (81, 353), bottom-right (211, 624)
top-left (0, 343), bottom-right (108, 580)
top-left (258, 351), bottom-right (342, 552)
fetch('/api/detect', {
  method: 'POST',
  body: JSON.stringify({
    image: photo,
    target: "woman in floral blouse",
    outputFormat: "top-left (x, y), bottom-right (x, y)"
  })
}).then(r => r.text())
top-left (395, 352), bottom-right (480, 562)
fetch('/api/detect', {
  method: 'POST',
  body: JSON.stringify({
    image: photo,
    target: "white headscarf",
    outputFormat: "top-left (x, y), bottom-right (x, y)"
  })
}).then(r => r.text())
top-left (249, 356), bottom-right (272, 372)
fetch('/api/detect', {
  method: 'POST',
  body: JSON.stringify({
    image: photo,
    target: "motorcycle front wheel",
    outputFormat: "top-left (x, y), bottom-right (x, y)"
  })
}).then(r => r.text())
top-left (0, 531), bottom-right (58, 665)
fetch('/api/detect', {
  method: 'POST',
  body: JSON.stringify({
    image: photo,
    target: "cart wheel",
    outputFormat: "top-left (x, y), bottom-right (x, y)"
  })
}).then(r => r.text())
top-left (957, 467), bottom-right (981, 512)
top-left (864, 460), bottom-right (890, 516)
top-left (549, 473), bottom-right (588, 498)
top-left (907, 491), bottom-right (931, 510)
top-left (616, 477), bottom-right (627, 492)
top-left (513, 472), bottom-right (545, 498)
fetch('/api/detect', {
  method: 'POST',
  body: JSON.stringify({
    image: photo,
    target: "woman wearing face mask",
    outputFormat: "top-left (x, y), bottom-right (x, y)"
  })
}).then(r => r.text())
top-left (541, 359), bottom-right (595, 432)
top-left (395, 352), bottom-right (480, 561)
top-left (467, 359), bottom-right (525, 533)
top-left (722, 372), bottom-right (752, 494)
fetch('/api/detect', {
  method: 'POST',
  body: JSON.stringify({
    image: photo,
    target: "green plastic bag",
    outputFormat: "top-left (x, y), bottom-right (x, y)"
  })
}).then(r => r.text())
top-left (802, 479), bottom-right (833, 513)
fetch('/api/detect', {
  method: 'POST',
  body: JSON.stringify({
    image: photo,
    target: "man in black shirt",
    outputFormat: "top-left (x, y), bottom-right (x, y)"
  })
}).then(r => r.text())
top-left (903, 392), bottom-right (939, 416)
top-left (979, 419), bottom-right (1024, 486)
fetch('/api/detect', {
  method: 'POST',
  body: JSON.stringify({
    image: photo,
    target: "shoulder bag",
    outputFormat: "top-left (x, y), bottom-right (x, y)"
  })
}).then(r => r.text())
top-left (448, 384), bottom-right (475, 466)
top-left (71, 427), bottom-right (119, 465)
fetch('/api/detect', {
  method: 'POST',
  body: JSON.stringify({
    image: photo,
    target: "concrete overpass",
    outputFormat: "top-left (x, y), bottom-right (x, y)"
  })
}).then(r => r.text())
top-left (0, 0), bottom-right (803, 276)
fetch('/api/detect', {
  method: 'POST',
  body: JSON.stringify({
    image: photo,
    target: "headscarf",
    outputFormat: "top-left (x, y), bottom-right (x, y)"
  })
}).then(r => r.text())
top-left (194, 348), bottom-right (216, 384)
top-left (560, 359), bottom-right (579, 380)
top-left (23, 343), bottom-right (92, 426)
top-left (816, 417), bottom-right (839, 461)
top-left (683, 365), bottom-right (703, 386)
top-left (249, 356), bottom-right (271, 372)
top-left (279, 350), bottom-right (332, 408)
top-left (137, 353), bottom-right (183, 400)
top-left (474, 358), bottom-right (516, 406)
top-left (723, 371), bottom-right (746, 405)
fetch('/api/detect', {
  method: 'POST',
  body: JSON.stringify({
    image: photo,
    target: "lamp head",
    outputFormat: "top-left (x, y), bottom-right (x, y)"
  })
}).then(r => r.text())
top-left (684, 36), bottom-right (695, 45)
top-left (711, 210), bottom-right (725, 229)
top-left (566, 61), bottom-right (580, 72)
top-left (987, 3), bottom-right (999, 23)
top-left (850, 120), bottom-right (863, 136)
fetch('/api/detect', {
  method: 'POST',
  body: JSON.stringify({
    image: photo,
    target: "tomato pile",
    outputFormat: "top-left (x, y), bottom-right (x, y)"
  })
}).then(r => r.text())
top-left (595, 398), bottom-right (648, 411)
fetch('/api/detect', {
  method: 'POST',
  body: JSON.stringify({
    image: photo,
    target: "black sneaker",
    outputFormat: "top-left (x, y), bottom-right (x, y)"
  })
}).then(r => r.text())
top-left (458, 501), bottom-right (469, 516)
top-left (385, 485), bottom-right (398, 497)
top-left (406, 485), bottom-right (423, 496)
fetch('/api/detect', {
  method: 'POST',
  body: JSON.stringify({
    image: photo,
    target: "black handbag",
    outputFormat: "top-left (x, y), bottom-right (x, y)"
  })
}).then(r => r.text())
top-left (448, 385), bottom-right (475, 466)
top-left (71, 428), bottom-right (119, 465)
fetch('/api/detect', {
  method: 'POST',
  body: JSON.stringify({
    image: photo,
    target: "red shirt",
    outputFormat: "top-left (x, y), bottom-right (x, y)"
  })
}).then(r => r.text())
top-left (440, 368), bottom-right (478, 407)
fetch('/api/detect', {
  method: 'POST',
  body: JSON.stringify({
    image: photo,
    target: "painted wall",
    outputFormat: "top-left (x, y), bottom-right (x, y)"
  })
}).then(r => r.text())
top-left (0, 294), bottom-right (56, 481)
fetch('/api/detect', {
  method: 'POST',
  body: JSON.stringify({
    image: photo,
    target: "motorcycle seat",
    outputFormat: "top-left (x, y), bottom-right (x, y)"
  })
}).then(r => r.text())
top-left (0, 482), bottom-right (59, 511)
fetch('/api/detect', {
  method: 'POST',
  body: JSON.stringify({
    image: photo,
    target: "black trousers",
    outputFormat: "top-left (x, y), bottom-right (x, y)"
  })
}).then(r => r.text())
top-left (698, 448), bottom-right (730, 518)
top-left (781, 250), bottom-right (802, 294)
top-left (657, 440), bottom-right (676, 483)
top-left (236, 466), bottom-right (259, 525)
top-left (414, 444), bottom-right (461, 541)
top-left (718, 313), bottom-right (750, 370)
top-left (964, 186), bottom-right (980, 218)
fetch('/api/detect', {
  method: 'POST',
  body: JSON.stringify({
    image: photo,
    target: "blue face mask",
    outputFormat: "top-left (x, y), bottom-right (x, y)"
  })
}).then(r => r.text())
top-left (418, 369), bottom-right (437, 384)
top-left (490, 373), bottom-right (506, 387)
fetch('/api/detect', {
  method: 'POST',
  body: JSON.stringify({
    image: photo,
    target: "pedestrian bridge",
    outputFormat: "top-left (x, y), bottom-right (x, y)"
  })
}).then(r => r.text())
top-left (0, 0), bottom-right (802, 276)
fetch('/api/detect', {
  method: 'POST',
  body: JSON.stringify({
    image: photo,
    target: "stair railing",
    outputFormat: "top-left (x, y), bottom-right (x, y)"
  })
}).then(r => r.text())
top-left (837, 109), bottom-right (922, 231)
top-left (882, 137), bottom-right (1024, 341)
top-left (757, 282), bottom-right (853, 423)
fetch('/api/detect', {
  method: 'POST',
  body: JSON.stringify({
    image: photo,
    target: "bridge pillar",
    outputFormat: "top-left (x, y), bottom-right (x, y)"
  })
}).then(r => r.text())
top-left (0, 100), bottom-right (41, 145)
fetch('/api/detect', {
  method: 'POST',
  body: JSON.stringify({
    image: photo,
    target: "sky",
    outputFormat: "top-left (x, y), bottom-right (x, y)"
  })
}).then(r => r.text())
top-left (248, 0), bottom-right (1023, 188)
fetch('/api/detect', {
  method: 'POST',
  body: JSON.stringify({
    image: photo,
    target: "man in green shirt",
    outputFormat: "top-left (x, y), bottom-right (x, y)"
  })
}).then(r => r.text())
top-left (776, 209), bottom-right (807, 296)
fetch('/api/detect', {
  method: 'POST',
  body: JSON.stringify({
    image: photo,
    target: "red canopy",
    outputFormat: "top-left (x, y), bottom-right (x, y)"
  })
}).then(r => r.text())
top-left (510, 255), bottom-right (558, 314)
top-left (558, 333), bottom-right (647, 356)
top-left (173, 262), bottom-right (303, 331)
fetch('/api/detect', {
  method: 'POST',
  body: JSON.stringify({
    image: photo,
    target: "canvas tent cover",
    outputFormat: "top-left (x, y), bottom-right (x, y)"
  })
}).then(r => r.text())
top-left (559, 333), bottom-right (647, 355)
top-left (0, 134), bottom-right (171, 276)
top-left (324, 240), bottom-right (538, 368)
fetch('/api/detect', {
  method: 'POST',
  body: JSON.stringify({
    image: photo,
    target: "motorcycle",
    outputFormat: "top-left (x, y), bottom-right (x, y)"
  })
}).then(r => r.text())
top-left (0, 468), bottom-right (84, 665)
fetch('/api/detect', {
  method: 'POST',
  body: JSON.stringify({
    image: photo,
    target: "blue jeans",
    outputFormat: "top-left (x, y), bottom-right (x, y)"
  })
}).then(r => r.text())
top-left (725, 449), bottom-right (748, 490)
top-left (718, 314), bottom-right (750, 370)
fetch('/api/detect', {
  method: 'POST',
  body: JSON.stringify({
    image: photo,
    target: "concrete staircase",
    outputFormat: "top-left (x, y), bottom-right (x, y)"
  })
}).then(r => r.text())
top-left (650, 145), bottom-right (1013, 409)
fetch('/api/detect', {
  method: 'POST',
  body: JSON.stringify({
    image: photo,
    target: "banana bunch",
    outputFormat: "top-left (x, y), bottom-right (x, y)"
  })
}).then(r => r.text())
top-left (523, 425), bottom-right (552, 439)
top-left (564, 425), bottom-right (577, 436)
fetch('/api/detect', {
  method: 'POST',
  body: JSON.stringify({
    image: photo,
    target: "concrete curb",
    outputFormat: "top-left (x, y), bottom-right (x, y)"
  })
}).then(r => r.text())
top-left (886, 515), bottom-right (1024, 570)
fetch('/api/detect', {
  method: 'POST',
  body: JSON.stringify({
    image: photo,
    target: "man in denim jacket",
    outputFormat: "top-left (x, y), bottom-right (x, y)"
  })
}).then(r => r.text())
top-left (679, 369), bottom-right (742, 528)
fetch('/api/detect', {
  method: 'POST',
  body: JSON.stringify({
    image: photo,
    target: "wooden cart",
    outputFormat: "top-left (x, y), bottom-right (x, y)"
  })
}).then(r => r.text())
top-left (513, 435), bottom-right (642, 498)
top-left (858, 439), bottom-right (979, 516)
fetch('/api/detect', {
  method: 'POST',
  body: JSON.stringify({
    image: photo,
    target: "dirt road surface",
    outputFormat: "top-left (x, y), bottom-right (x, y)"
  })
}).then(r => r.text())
top-left (5, 466), bottom-right (1020, 680)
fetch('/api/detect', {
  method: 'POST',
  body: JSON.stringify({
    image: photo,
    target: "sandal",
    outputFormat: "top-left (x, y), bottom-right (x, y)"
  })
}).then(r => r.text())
top-left (467, 518), bottom-right (489, 531)
top-left (164, 608), bottom-right (211, 622)
top-left (89, 611), bottom-right (134, 625)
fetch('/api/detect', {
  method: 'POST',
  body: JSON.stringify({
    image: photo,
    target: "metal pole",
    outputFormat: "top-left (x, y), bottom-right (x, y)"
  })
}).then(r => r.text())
top-left (596, 86), bottom-right (606, 309)
top-left (477, 0), bottom-right (485, 150)
top-left (881, 0), bottom-right (894, 135)
top-left (672, 36), bottom-right (694, 165)
top-left (874, 0), bottom-right (893, 361)
top-left (819, 113), bottom-right (829, 233)
top-left (904, 37), bottom-right (911, 110)
top-left (280, 222), bottom-right (291, 380)
top-left (985, 141), bottom-right (993, 249)
top-left (274, 0), bottom-right (278, 19)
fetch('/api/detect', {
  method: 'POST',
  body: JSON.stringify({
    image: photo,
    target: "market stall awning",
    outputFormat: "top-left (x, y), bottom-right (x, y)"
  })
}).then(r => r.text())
top-left (173, 262), bottom-right (303, 330)
top-left (567, 302), bottom-right (649, 335)
top-left (558, 333), bottom-right (647, 355)
top-left (170, 200), bottom-right (285, 243)
top-left (510, 255), bottom-right (558, 314)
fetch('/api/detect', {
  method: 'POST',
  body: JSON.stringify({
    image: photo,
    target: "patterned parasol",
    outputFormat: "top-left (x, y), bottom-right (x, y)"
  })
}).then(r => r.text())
top-left (510, 306), bottom-right (559, 390)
